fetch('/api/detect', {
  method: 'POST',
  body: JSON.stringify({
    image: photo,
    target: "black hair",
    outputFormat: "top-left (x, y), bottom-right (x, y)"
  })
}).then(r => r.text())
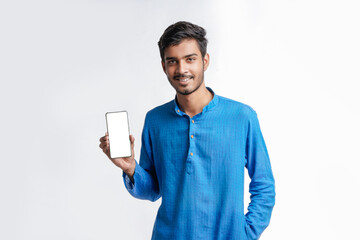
top-left (158, 21), bottom-right (208, 62)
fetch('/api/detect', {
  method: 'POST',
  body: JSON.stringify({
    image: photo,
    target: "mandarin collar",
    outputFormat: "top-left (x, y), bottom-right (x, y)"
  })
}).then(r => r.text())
top-left (173, 86), bottom-right (219, 117)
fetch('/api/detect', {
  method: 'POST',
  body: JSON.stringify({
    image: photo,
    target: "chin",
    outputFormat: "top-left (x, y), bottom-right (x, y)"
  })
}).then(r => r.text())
top-left (177, 87), bottom-right (196, 96)
top-left (178, 91), bottom-right (191, 96)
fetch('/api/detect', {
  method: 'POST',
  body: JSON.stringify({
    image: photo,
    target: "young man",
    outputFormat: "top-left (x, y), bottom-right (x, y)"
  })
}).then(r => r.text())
top-left (99, 21), bottom-right (275, 240)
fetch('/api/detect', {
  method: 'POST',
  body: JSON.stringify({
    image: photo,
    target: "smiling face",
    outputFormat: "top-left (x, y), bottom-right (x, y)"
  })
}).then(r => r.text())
top-left (162, 39), bottom-right (209, 96)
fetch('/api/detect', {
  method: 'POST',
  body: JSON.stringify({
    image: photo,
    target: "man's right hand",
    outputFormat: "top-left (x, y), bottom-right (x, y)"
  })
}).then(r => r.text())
top-left (99, 132), bottom-right (136, 179)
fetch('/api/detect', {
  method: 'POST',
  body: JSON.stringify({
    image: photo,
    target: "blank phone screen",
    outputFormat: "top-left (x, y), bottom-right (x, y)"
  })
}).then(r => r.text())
top-left (105, 111), bottom-right (132, 158)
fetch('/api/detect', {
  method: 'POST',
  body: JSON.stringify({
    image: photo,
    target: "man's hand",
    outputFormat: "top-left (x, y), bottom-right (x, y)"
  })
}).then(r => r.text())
top-left (99, 132), bottom-right (136, 178)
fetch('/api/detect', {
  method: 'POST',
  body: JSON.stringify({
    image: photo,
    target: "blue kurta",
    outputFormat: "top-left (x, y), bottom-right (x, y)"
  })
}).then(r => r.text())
top-left (122, 87), bottom-right (275, 240)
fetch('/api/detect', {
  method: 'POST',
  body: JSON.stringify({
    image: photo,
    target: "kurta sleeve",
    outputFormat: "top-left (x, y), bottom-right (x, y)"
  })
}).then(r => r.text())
top-left (244, 110), bottom-right (276, 240)
top-left (122, 114), bottom-right (161, 202)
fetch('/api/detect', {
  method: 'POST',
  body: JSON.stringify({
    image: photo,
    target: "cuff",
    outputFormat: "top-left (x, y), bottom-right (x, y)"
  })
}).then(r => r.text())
top-left (122, 160), bottom-right (139, 191)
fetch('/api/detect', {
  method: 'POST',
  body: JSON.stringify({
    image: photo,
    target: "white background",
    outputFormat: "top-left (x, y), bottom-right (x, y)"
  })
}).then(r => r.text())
top-left (1, 0), bottom-right (359, 239)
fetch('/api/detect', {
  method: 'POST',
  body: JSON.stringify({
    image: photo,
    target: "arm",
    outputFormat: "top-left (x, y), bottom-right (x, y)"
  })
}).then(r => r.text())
top-left (244, 110), bottom-right (276, 240)
top-left (122, 115), bottom-right (161, 202)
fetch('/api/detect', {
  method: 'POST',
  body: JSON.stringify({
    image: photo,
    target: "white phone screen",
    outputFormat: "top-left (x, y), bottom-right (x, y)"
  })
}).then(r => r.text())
top-left (105, 111), bottom-right (132, 158)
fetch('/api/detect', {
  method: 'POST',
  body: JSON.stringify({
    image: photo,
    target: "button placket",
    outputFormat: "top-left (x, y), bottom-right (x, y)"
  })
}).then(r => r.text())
top-left (186, 117), bottom-right (196, 174)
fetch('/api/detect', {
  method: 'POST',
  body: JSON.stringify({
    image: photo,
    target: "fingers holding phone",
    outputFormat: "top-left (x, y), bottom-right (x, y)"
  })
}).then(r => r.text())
top-left (99, 132), bottom-right (111, 158)
top-left (99, 132), bottom-right (136, 175)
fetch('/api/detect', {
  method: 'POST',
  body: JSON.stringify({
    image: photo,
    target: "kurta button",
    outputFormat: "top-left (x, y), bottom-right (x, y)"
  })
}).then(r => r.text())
top-left (177, 110), bottom-right (180, 113)
top-left (191, 135), bottom-right (194, 139)
top-left (190, 152), bottom-right (193, 156)
top-left (192, 120), bottom-right (194, 123)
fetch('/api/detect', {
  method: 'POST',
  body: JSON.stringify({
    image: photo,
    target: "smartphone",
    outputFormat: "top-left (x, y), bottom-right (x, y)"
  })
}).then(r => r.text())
top-left (105, 111), bottom-right (132, 158)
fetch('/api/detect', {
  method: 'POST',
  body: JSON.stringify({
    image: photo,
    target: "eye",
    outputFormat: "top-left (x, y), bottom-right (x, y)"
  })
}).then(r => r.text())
top-left (167, 60), bottom-right (176, 65)
top-left (187, 57), bottom-right (196, 62)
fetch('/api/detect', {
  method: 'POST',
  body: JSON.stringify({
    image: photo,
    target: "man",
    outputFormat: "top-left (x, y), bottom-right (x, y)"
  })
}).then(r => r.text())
top-left (99, 21), bottom-right (275, 240)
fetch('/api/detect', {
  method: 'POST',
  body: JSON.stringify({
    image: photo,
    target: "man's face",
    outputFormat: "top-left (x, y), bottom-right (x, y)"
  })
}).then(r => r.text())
top-left (162, 39), bottom-right (209, 96)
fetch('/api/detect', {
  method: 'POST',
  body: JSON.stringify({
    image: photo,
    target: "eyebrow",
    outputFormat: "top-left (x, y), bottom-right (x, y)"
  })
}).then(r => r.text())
top-left (165, 53), bottom-right (198, 61)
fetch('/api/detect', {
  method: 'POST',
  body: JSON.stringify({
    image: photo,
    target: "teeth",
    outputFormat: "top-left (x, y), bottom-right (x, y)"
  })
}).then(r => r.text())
top-left (180, 78), bottom-right (190, 82)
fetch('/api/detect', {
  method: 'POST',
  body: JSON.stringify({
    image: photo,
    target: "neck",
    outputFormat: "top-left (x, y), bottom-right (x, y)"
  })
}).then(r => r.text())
top-left (176, 83), bottom-right (214, 118)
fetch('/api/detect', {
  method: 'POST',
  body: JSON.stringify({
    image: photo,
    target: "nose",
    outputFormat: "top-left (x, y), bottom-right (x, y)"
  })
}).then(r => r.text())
top-left (176, 60), bottom-right (188, 75)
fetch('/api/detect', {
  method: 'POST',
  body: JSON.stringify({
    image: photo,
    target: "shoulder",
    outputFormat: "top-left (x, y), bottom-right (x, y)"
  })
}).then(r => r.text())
top-left (144, 99), bottom-right (174, 124)
top-left (217, 95), bottom-right (257, 119)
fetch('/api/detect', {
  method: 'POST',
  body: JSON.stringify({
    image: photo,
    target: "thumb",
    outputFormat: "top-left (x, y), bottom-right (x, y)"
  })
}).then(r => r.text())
top-left (129, 134), bottom-right (135, 144)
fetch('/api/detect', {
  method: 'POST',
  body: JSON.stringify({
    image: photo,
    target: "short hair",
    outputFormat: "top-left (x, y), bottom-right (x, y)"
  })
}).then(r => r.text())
top-left (158, 21), bottom-right (208, 62)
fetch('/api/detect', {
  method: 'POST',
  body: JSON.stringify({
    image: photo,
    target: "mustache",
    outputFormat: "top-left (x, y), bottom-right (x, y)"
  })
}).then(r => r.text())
top-left (173, 74), bottom-right (194, 80)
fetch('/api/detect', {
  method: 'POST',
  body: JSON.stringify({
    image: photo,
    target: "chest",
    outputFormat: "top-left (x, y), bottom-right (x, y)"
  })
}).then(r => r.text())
top-left (150, 114), bottom-right (247, 162)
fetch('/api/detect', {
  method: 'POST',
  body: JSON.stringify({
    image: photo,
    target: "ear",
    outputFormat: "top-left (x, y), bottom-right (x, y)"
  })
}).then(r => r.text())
top-left (161, 60), bottom-right (166, 73)
top-left (203, 53), bottom-right (210, 71)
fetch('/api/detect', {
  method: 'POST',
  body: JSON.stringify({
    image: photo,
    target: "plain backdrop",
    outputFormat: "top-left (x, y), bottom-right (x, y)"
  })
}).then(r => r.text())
top-left (1, 0), bottom-right (359, 239)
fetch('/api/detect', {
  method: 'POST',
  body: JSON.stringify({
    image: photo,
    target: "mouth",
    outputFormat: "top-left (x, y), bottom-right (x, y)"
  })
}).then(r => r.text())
top-left (174, 75), bottom-right (194, 83)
